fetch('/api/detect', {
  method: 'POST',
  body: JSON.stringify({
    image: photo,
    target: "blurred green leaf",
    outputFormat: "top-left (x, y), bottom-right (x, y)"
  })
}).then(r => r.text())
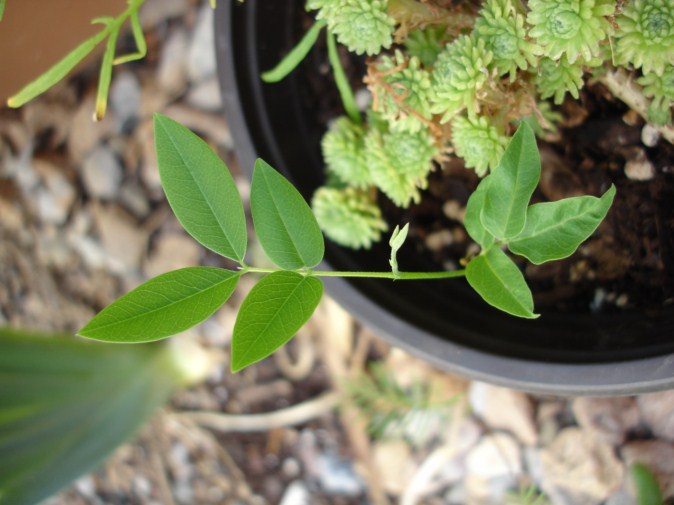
top-left (251, 159), bottom-right (324, 269)
top-left (231, 272), bottom-right (323, 372)
top-left (261, 20), bottom-right (326, 83)
top-left (79, 267), bottom-right (239, 343)
top-left (481, 122), bottom-right (540, 240)
top-left (632, 463), bottom-right (664, 505)
top-left (509, 186), bottom-right (616, 264)
top-left (466, 247), bottom-right (537, 319)
top-left (154, 114), bottom-right (247, 262)
top-left (0, 0), bottom-right (6, 22)
top-left (0, 328), bottom-right (181, 505)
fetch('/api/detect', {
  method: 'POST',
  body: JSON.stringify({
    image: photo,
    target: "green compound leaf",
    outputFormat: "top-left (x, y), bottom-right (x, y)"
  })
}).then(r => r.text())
top-left (231, 272), bottom-right (323, 372)
top-left (78, 267), bottom-right (239, 343)
top-left (481, 122), bottom-right (540, 240)
top-left (0, 328), bottom-right (181, 505)
top-left (464, 177), bottom-right (495, 249)
top-left (154, 114), bottom-right (247, 263)
top-left (251, 159), bottom-right (325, 269)
top-left (7, 28), bottom-right (109, 108)
top-left (466, 247), bottom-right (538, 319)
top-left (261, 20), bottom-right (326, 83)
top-left (509, 185), bottom-right (616, 264)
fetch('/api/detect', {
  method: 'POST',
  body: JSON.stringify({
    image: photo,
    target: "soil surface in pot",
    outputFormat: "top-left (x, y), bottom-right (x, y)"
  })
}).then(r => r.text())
top-left (297, 12), bottom-right (674, 318)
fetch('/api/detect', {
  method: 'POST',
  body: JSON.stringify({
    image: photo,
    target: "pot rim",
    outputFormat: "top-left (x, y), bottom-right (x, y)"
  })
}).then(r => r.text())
top-left (214, 0), bottom-right (674, 396)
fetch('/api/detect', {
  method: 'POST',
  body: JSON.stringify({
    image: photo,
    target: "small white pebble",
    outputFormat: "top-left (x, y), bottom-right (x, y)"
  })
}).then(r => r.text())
top-left (615, 293), bottom-right (629, 308)
top-left (425, 229), bottom-right (453, 251)
top-left (641, 124), bottom-right (661, 147)
top-left (624, 158), bottom-right (655, 181)
top-left (442, 200), bottom-right (465, 221)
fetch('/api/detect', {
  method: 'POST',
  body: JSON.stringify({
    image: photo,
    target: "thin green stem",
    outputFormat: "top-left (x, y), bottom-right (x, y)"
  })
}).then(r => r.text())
top-left (240, 266), bottom-right (465, 280)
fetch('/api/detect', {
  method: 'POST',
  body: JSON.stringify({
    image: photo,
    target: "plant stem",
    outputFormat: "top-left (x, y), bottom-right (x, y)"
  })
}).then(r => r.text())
top-left (241, 266), bottom-right (465, 280)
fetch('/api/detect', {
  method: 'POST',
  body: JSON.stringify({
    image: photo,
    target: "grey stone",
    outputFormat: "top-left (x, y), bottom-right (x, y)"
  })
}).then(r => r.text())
top-left (139, 0), bottom-right (189, 28)
top-left (158, 28), bottom-right (190, 97)
top-left (539, 427), bottom-right (624, 505)
top-left (82, 146), bottom-right (124, 200)
top-left (469, 382), bottom-right (538, 445)
top-left (466, 433), bottom-right (522, 480)
top-left (279, 481), bottom-right (310, 505)
top-left (110, 72), bottom-right (141, 131)
top-left (34, 160), bottom-right (76, 225)
top-left (572, 396), bottom-right (640, 445)
top-left (187, 5), bottom-right (216, 83)
top-left (186, 77), bottom-right (222, 111)
top-left (637, 390), bottom-right (674, 442)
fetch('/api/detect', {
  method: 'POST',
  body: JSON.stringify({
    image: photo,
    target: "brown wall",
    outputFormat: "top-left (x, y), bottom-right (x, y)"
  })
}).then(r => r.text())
top-left (0, 0), bottom-right (127, 103)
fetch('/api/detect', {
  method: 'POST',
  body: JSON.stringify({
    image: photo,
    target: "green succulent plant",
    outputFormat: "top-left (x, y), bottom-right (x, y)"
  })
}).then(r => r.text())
top-left (365, 127), bottom-right (438, 207)
top-left (638, 65), bottom-right (674, 124)
top-left (322, 116), bottom-right (372, 187)
top-left (403, 26), bottom-right (447, 66)
top-left (451, 115), bottom-right (510, 176)
top-left (370, 50), bottom-right (433, 133)
top-left (475, 0), bottom-right (542, 81)
top-left (430, 34), bottom-right (493, 122)
top-left (312, 186), bottom-right (388, 249)
top-left (535, 56), bottom-right (599, 104)
top-left (311, 0), bottom-right (395, 55)
top-left (527, 0), bottom-right (615, 64)
top-left (616, 0), bottom-right (674, 76)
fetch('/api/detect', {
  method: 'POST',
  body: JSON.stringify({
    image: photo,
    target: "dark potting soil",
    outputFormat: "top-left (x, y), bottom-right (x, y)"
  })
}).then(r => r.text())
top-left (295, 11), bottom-right (674, 317)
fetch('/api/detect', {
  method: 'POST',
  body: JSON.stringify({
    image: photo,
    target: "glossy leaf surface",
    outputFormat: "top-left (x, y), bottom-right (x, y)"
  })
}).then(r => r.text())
top-left (79, 267), bottom-right (239, 343)
top-left (251, 159), bottom-right (324, 269)
top-left (509, 186), bottom-right (616, 264)
top-left (482, 123), bottom-right (540, 240)
top-left (154, 114), bottom-right (247, 262)
top-left (466, 247), bottom-right (537, 319)
top-left (232, 272), bottom-right (323, 372)
top-left (0, 329), bottom-right (178, 505)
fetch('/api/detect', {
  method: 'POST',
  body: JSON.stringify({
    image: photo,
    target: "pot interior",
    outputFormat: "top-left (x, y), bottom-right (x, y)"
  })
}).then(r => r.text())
top-left (216, 0), bottom-right (674, 376)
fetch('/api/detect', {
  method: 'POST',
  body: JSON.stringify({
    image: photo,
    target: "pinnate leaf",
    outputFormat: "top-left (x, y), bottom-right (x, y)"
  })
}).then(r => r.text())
top-left (482, 122), bottom-right (540, 240)
top-left (466, 248), bottom-right (538, 319)
top-left (78, 267), bottom-right (239, 343)
top-left (464, 177), bottom-right (495, 248)
top-left (251, 159), bottom-right (324, 269)
top-left (231, 271), bottom-right (323, 372)
top-left (509, 185), bottom-right (616, 264)
top-left (154, 114), bottom-right (247, 262)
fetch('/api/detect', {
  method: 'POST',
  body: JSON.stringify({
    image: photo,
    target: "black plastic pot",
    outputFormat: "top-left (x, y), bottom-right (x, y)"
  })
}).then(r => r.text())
top-left (215, 0), bottom-right (674, 395)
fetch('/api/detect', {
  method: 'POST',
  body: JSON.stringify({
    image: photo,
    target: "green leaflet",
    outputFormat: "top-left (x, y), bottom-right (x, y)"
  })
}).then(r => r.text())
top-left (251, 159), bottom-right (325, 269)
top-left (466, 247), bottom-right (537, 319)
top-left (0, 329), bottom-right (180, 505)
top-left (389, 223), bottom-right (409, 277)
top-left (7, 28), bottom-right (109, 108)
top-left (0, 0), bottom-right (5, 22)
top-left (509, 186), bottom-right (616, 264)
top-left (231, 271), bottom-right (323, 372)
top-left (464, 177), bottom-right (495, 249)
top-left (78, 267), bottom-right (239, 343)
top-left (261, 20), bottom-right (327, 83)
top-left (154, 114), bottom-right (247, 263)
top-left (481, 122), bottom-right (540, 240)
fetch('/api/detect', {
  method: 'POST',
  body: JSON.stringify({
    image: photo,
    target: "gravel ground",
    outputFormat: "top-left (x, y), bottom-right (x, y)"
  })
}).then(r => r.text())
top-left (1, 1), bottom-right (674, 504)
